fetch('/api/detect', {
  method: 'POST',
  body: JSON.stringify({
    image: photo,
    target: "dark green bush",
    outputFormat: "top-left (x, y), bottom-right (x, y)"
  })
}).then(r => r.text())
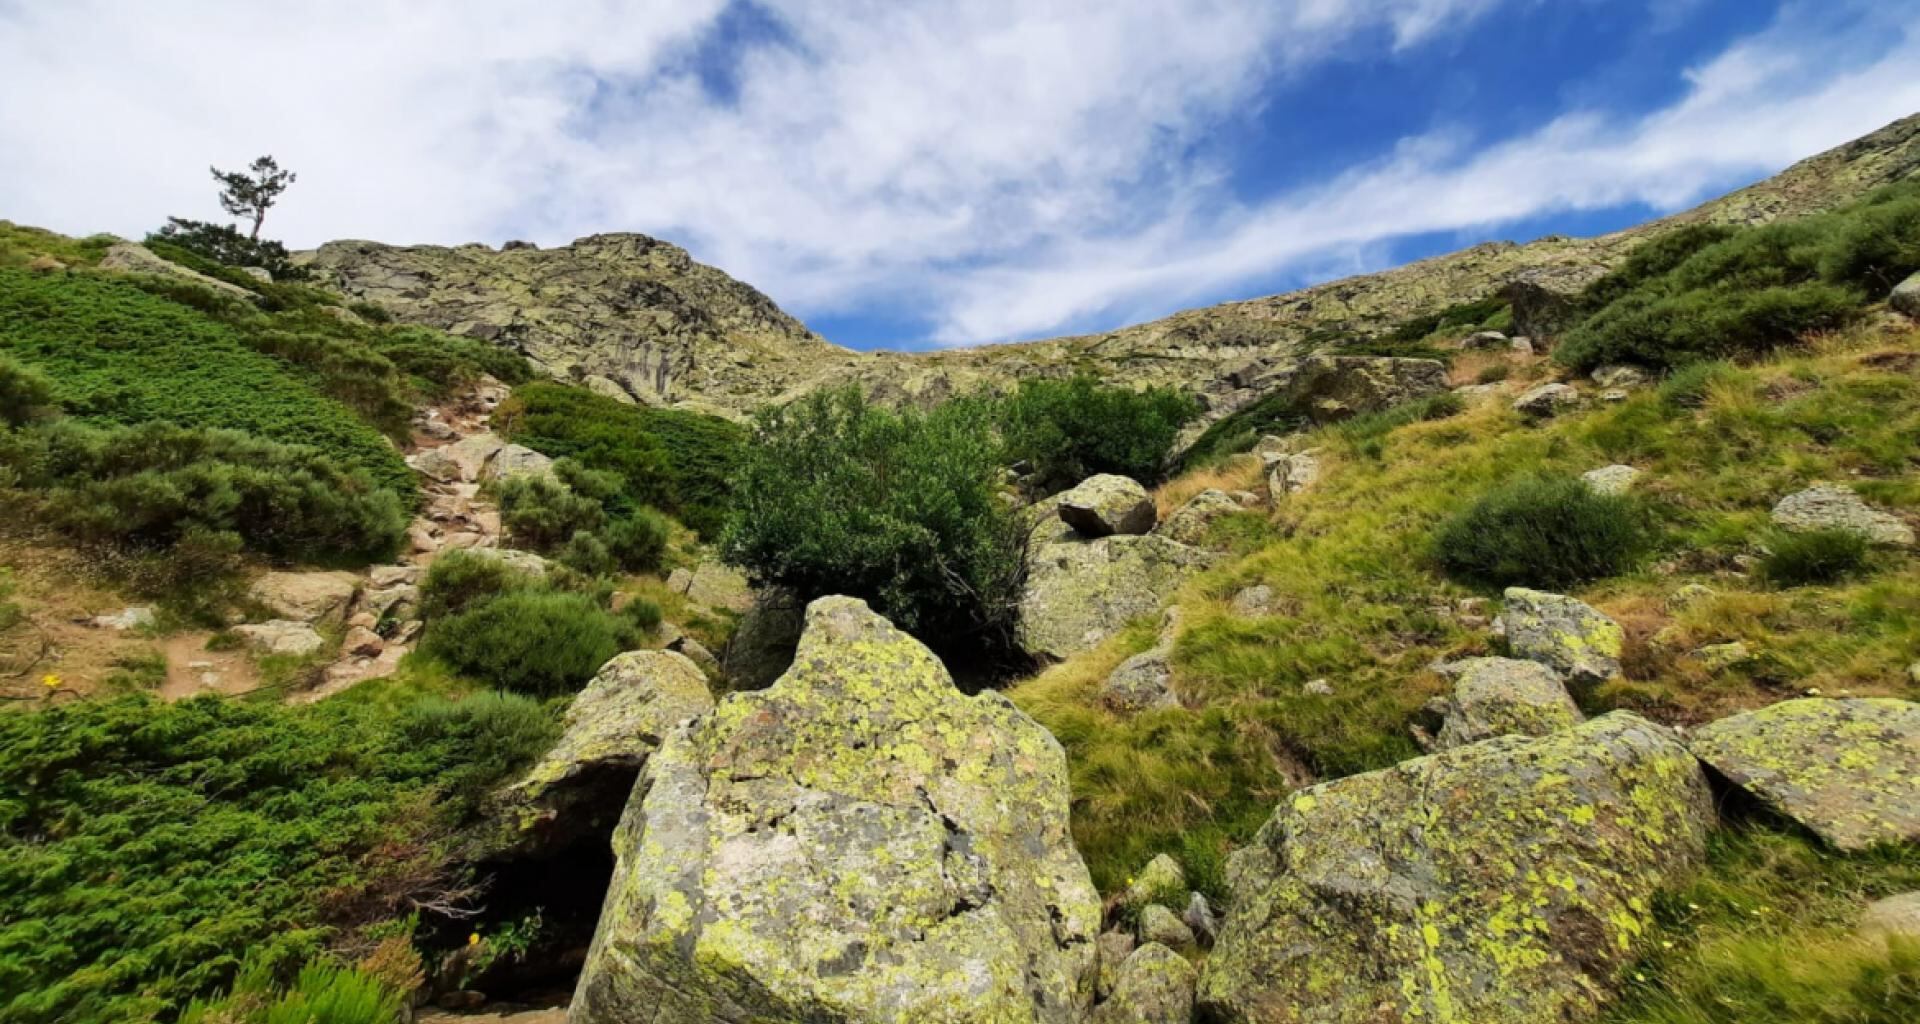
top-left (498, 474), bottom-right (606, 552)
top-left (496, 465), bottom-right (670, 574)
top-left (147, 217), bottom-right (313, 282)
top-left (722, 387), bottom-right (1023, 643)
top-left (495, 381), bottom-right (744, 535)
top-left (1576, 224), bottom-right (1739, 314)
top-left (620, 595), bottom-right (664, 635)
top-left (1387, 296), bottom-right (1511, 342)
top-left (1180, 391), bottom-right (1312, 469)
top-left (417, 549), bottom-right (535, 620)
top-left (993, 375), bottom-right (1198, 490)
top-left (347, 300), bottom-right (393, 324)
top-left (1760, 529), bottom-right (1872, 587)
top-left (369, 326), bottom-right (530, 397)
top-left (1434, 474), bottom-right (1652, 588)
top-left (0, 353), bottom-right (55, 426)
top-left (603, 507), bottom-right (670, 572)
top-left (419, 589), bottom-right (638, 696)
top-left (0, 693), bottom-right (528, 1023)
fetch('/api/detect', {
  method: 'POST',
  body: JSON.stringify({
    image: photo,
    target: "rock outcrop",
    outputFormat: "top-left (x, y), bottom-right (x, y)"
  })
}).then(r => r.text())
top-left (1200, 713), bottom-right (1714, 1024)
top-left (720, 588), bottom-right (806, 691)
top-left (247, 571), bottom-right (361, 625)
top-left (1018, 519), bottom-right (1213, 660)
top-left (1499, 588), bottom-right (1623, 689)
top-left (1689, 697), bottom-right (1920, 852)
top-left (1091, 944), bottom-right (1195, 1024)
top-left (1157, 489), bottom-right (1242, 546)
top-left (488, 651), bottom-right (713, 859)
top-left (572, 597), bottom-right (1101, 1024)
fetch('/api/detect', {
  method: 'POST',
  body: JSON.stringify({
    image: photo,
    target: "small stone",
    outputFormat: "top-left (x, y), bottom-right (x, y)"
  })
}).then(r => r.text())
top-left (1600, 388), bottom-right (1631, 403)
top-left (1101, 645), bottom-right (1177, 712)
top-left (1508, 336), bottom-right (1535, 355)
top-left (1183, 891), bottom-right (1219, 947)
top-left (248, 571), bottom-right (360, 625)
top-left (1581, 464), bottom-right (1642, 496)
top-left (1158, 489), bottom-right (1242, 546)
top-left (1462, 330), bottom-right (1509, 350)
top-left (346, 611), bottom-right (378, 630)
top-left (481, 443), bottom-right (555, 482)
top-left (1310, 398), bottom-right (1353, 423)
top-left (89, 606), bottom-right (155, 631)
top-left (1138, 904), bottom-right (1196, 949)
top-left (1859, 892), bottom-right (1920, 944)
top-left (1770, 484), bottom-right (1914, 547)
top-left (1892, 272), bottom-right (1920, 319)
top-left (1058, 474), bottom-right (1157, 537)
top-left (343, 626), bottom-right (384, 658)
top-left (665, 634), bottom-right (721, 675)
top-left (391, 620), bottom-right (424, 644)
top-left (1228, 489), bottom-right (1262, 507)
top-left (1095, 930), bottom-right (1137, 1000)
top-left (1267, 449), bottom-right (1321, 497)
top-left (682, 561), bottom-right (754, 613)
top-left (232, 620), bottom-right (326, 657)
top-left (1230, 584), bottom-right (1274, 616)
top-left (367, 565), bottom-right (420, 588)
top-left (1121, 854), bottom-right (1187, 914)
top-left (1303, 678), bottom-right (1334, 697)
top-left (1513, 382), bottom-right (1581, 417)
top-left (1668, 583), bottom-right (1718, 610)
top-left (1252, 435), bottom-right (1293, 460)
top-left (1692, 641), bottom-right (1752, 671)
top-left (1591, 364), bottom-right (1649, 389)
top-left (1092, 943), bottom-right (1195, 1024)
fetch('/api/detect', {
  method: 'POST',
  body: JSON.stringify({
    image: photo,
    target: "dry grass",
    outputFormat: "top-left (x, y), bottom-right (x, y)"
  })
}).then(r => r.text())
top-left (1152, 455), bottom-right (1266, 517)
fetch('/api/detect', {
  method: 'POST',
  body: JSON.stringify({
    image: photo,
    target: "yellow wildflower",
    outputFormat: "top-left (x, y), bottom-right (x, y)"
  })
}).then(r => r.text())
top-left (468, 932), bottom-right (481, 946)
top-left (41, 674), bottom-right (60, 689)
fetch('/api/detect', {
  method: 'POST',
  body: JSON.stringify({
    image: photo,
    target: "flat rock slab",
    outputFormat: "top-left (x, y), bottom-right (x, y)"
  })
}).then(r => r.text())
top-left (1018, 533), bottom-right (1213, 661)
top-left (1500, 587), bottom-right (1623, 688)
top-left (1690, 697), bottom-right (1920, 852)
top-left (1770, 484), bottom-right (1913, 546)
top-left (1200, 713), bottom-right (1713, 1024)
top-left (1434, 656), bottom-right (1584, 749)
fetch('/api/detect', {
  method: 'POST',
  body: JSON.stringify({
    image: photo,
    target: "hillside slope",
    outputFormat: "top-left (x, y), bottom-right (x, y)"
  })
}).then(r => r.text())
top-left (304, 114), bottom-right (1920, 415)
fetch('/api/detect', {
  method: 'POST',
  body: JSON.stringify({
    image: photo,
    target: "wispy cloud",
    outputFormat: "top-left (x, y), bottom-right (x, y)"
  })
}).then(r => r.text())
top-left (0, 1), bottom-right (1911, 348)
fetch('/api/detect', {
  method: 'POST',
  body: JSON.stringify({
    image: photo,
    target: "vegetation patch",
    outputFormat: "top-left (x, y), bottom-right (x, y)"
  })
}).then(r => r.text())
top-left (1434, 473), bottom-right (1653, 589)
top-left (992, 375), bottom-right (1198, 492)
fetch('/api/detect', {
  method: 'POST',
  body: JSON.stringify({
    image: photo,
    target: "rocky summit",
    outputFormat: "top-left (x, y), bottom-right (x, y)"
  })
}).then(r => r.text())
top-left (570, 596), bottom-right (1100, 1024)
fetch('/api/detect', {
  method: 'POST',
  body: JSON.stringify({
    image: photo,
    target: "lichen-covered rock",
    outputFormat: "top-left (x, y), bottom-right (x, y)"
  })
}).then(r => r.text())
top-left (1121, 854), bottom-right (1188, 916)
top-left (439, 431), bottom-right (507, 482)
top-left (1892, 271), bottom-right (1920, 318)
top-left (1158, 489), bottom-right (1242, 546)
top-left (248, 571), bottom-right (360, 625)
top-left (1184, 892), bottom-right (1219, 947)
top-left (1101, 645), bottom-right (1176, 712)
top-left (1017, 533), bottom-right (1212, 661)
top-left (571, 596), bottom-right (1101, 1024)
top-left (232, 620), bottom-right (326, 657)
top-left (682, 560), bottom-right (755, 613)
top-left (1689, 697), bottom-right (1920, 852)
top-left (1199, 713), bottom-right (1714, 1024)
top-left (1691, 641), bottom-right (1753, 671)
top-left (1092, 944), bottom-right (1195, 1024)
top-left (1058, 474), bottom-right (1157, 537)
top-left (722, 588), bottom-right (805, 691)
top-left (1137, 904), bottom-right (1196, 950)
top-left (458, 546), bottom-right (553, 579)
top-left (1266, 450), bottom-right (1321, 497)
top-left (1513, 382), bottom-right (1581, 417)
top-left (489, 650), bottom-right (712, 859)
top-left (1462, 330), bottom-right (1510, 350)
top-left (1094, 931), bottom-right (1136, 1001)
top-left (1229, 584), bottom-right (1274, 616)
top-left (1499, 587), bottom-right (1623, 688)
top-left (1581, 464), bottom-right (1642, 496)
top-left (1770, 484), bottom-right (1914, 547)
top-left (1433, 657), bottom-right (1584, 749)
top-left (1590, 364), bottom-right (1648, 389)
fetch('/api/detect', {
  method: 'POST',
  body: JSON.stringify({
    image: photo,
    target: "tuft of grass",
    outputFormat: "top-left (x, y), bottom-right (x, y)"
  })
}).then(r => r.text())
top-left (1434, 473), bottom-right (1653, 589)
top-left (1761, 529), bottom-right (1873, 588)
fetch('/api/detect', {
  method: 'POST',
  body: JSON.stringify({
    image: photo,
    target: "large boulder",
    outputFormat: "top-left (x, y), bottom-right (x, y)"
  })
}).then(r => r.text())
top-left (440, 432), bottom-right (507, 482)
top-left (248, 571), bottom-right (360, 625)
top-left (1770, 484), bottom-right (1914, 547)
top-left (1499, 587), bottom-right (1623, 689)
top-left (1689, 697), bottom-right (1920, 852)
top-left (1091, 944), bottom-right (1195, 1024)
top-left (720, 588), bottom-right (806, 691)
top-left (571, 597), bottom-right (1101, 1024)
top-left (487, 651), bottom-right (713, 859)
top-left (1018, 530), bottom-right (1213, 661)
top-left (1199, 713), bottom-right (1714, 1024)
top-left (1157, 488), bottom-right (1242, 546)
top-left (1513, 382), bottom-right (1581, 418)
top-left (1432, 657), bottom-right (1584, 749)
top-left (673, 560), bottom-right (755, 613)
top-left (231, 620), bottom-right (326, 657)
top-left (482, 443), bottom-right (556, 483)
top-left (1058, 475), bottom-right (1157, 538)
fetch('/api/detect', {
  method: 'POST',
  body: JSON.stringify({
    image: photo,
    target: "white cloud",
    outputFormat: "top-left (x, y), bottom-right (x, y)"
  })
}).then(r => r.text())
top-left (0, 0), bottom-right (1911, 348)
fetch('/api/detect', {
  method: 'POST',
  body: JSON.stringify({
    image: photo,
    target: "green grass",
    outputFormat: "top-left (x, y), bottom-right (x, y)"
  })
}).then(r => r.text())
top-left (1014, 322), bottom-right (1920, 894)
top-left (1605, 824), bottom-right (1920, 1024)
top-left (0, 221), bottom-right (115, 268)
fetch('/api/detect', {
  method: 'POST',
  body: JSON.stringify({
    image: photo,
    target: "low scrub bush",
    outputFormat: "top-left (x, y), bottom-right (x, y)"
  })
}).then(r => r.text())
top-left (1180, 391), bottom-right (1313, 469)
top-left (0, 693), bottom-right (539, 1023)
top-left (397, 691), bottom-right (559, 813)
top-left (992, 375), bottom-right (1198, 491)
top-left (417, 550), bottom-right (532, 619)
top-left (498, 474), bottom-right (606, 551)
top-left (419, 588), bottom-right (642, 696)
top-left (496, 465), bottom-right (671, 574)
top-left (495, 381), bottom-right (744, 536)
top-left (0, 354), bottom-right (55, 427)
top-left (722, 386), bottom-right (1023, 644)
top-left (1387, 296), bottom-right (1511, 342)
top-left (179, 958), bottom-right (403, 1024)
top-left (1760, 529), bottom-right (1872, 588)
top-left (1558, 183), bottom-right (1920, 371)
top-left (1434, 473), bottom-right (1652, 588)
top-left (1657, 360), bottom-right (1741, 410)
top-left (147, 217), bottom-right (314, 283)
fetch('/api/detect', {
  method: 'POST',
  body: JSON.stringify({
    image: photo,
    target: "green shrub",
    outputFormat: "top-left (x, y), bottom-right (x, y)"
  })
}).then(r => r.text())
top-left (147, 217), bottom-right (313, 283)
top-left (1577, 224), bottom-right (1740, 315)
top-left (497, 474), bottom-right (606, 552)
top-left (495, 381), bottom-right (744, 535)
top-left (4, 419), bottom-right (406, 565)
top-left (368, 326), bottom-right (530, 398)
top-left (1434, 474), bottom-right (1652, 588)
top-left (1180, 390), bottom-right (1312, 469)
top-left (1475, 363), bottom-right (1511, 384)
top-left (603, 508), bottom-right (670, 572)
top-left (417, 550), bottom-right (533, 619)
top-left (419, 589), bottom-right (637, 696)
top-left (0, 267), bottom-right (414, 495)
top-left (1560, 280), bottom-right (1861, 371)
top-left (557, 530), bottom-right (615, 577)
top-left (722, 387), bottom-right (1023, 644)
top-left (0, 693), bottom-right (512, 1023)
top-left (1387, 296), bottom-right (1511, 342)
top-left (397, 691), bottom-right (559, 813)
top-left (1760, 529), bottom-right (1872, 588)
top-left (993, 375), bottom-right (1198, 490)
top-left (620, 595), bottom-right (664, 635)
top-left (0, 353), bottom-right (55, 427)
top-left (180, 958), bottom-right (403, 1024)
top-left (347, 300), bottom-right (392, 324)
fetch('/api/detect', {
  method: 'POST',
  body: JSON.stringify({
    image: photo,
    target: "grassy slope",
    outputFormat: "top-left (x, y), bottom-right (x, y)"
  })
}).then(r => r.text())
top-left (1012, 318), bottom-right (1920, 1014)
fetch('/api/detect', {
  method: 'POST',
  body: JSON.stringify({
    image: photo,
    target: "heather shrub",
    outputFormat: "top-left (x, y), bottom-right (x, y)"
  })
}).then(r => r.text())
top-left (1435, 474), bottom-right (1652, 587)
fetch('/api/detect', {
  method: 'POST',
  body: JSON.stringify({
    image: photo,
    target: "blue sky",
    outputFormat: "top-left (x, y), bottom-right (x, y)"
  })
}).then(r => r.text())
top-left (2, 1), bottom-right (1918, 351)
